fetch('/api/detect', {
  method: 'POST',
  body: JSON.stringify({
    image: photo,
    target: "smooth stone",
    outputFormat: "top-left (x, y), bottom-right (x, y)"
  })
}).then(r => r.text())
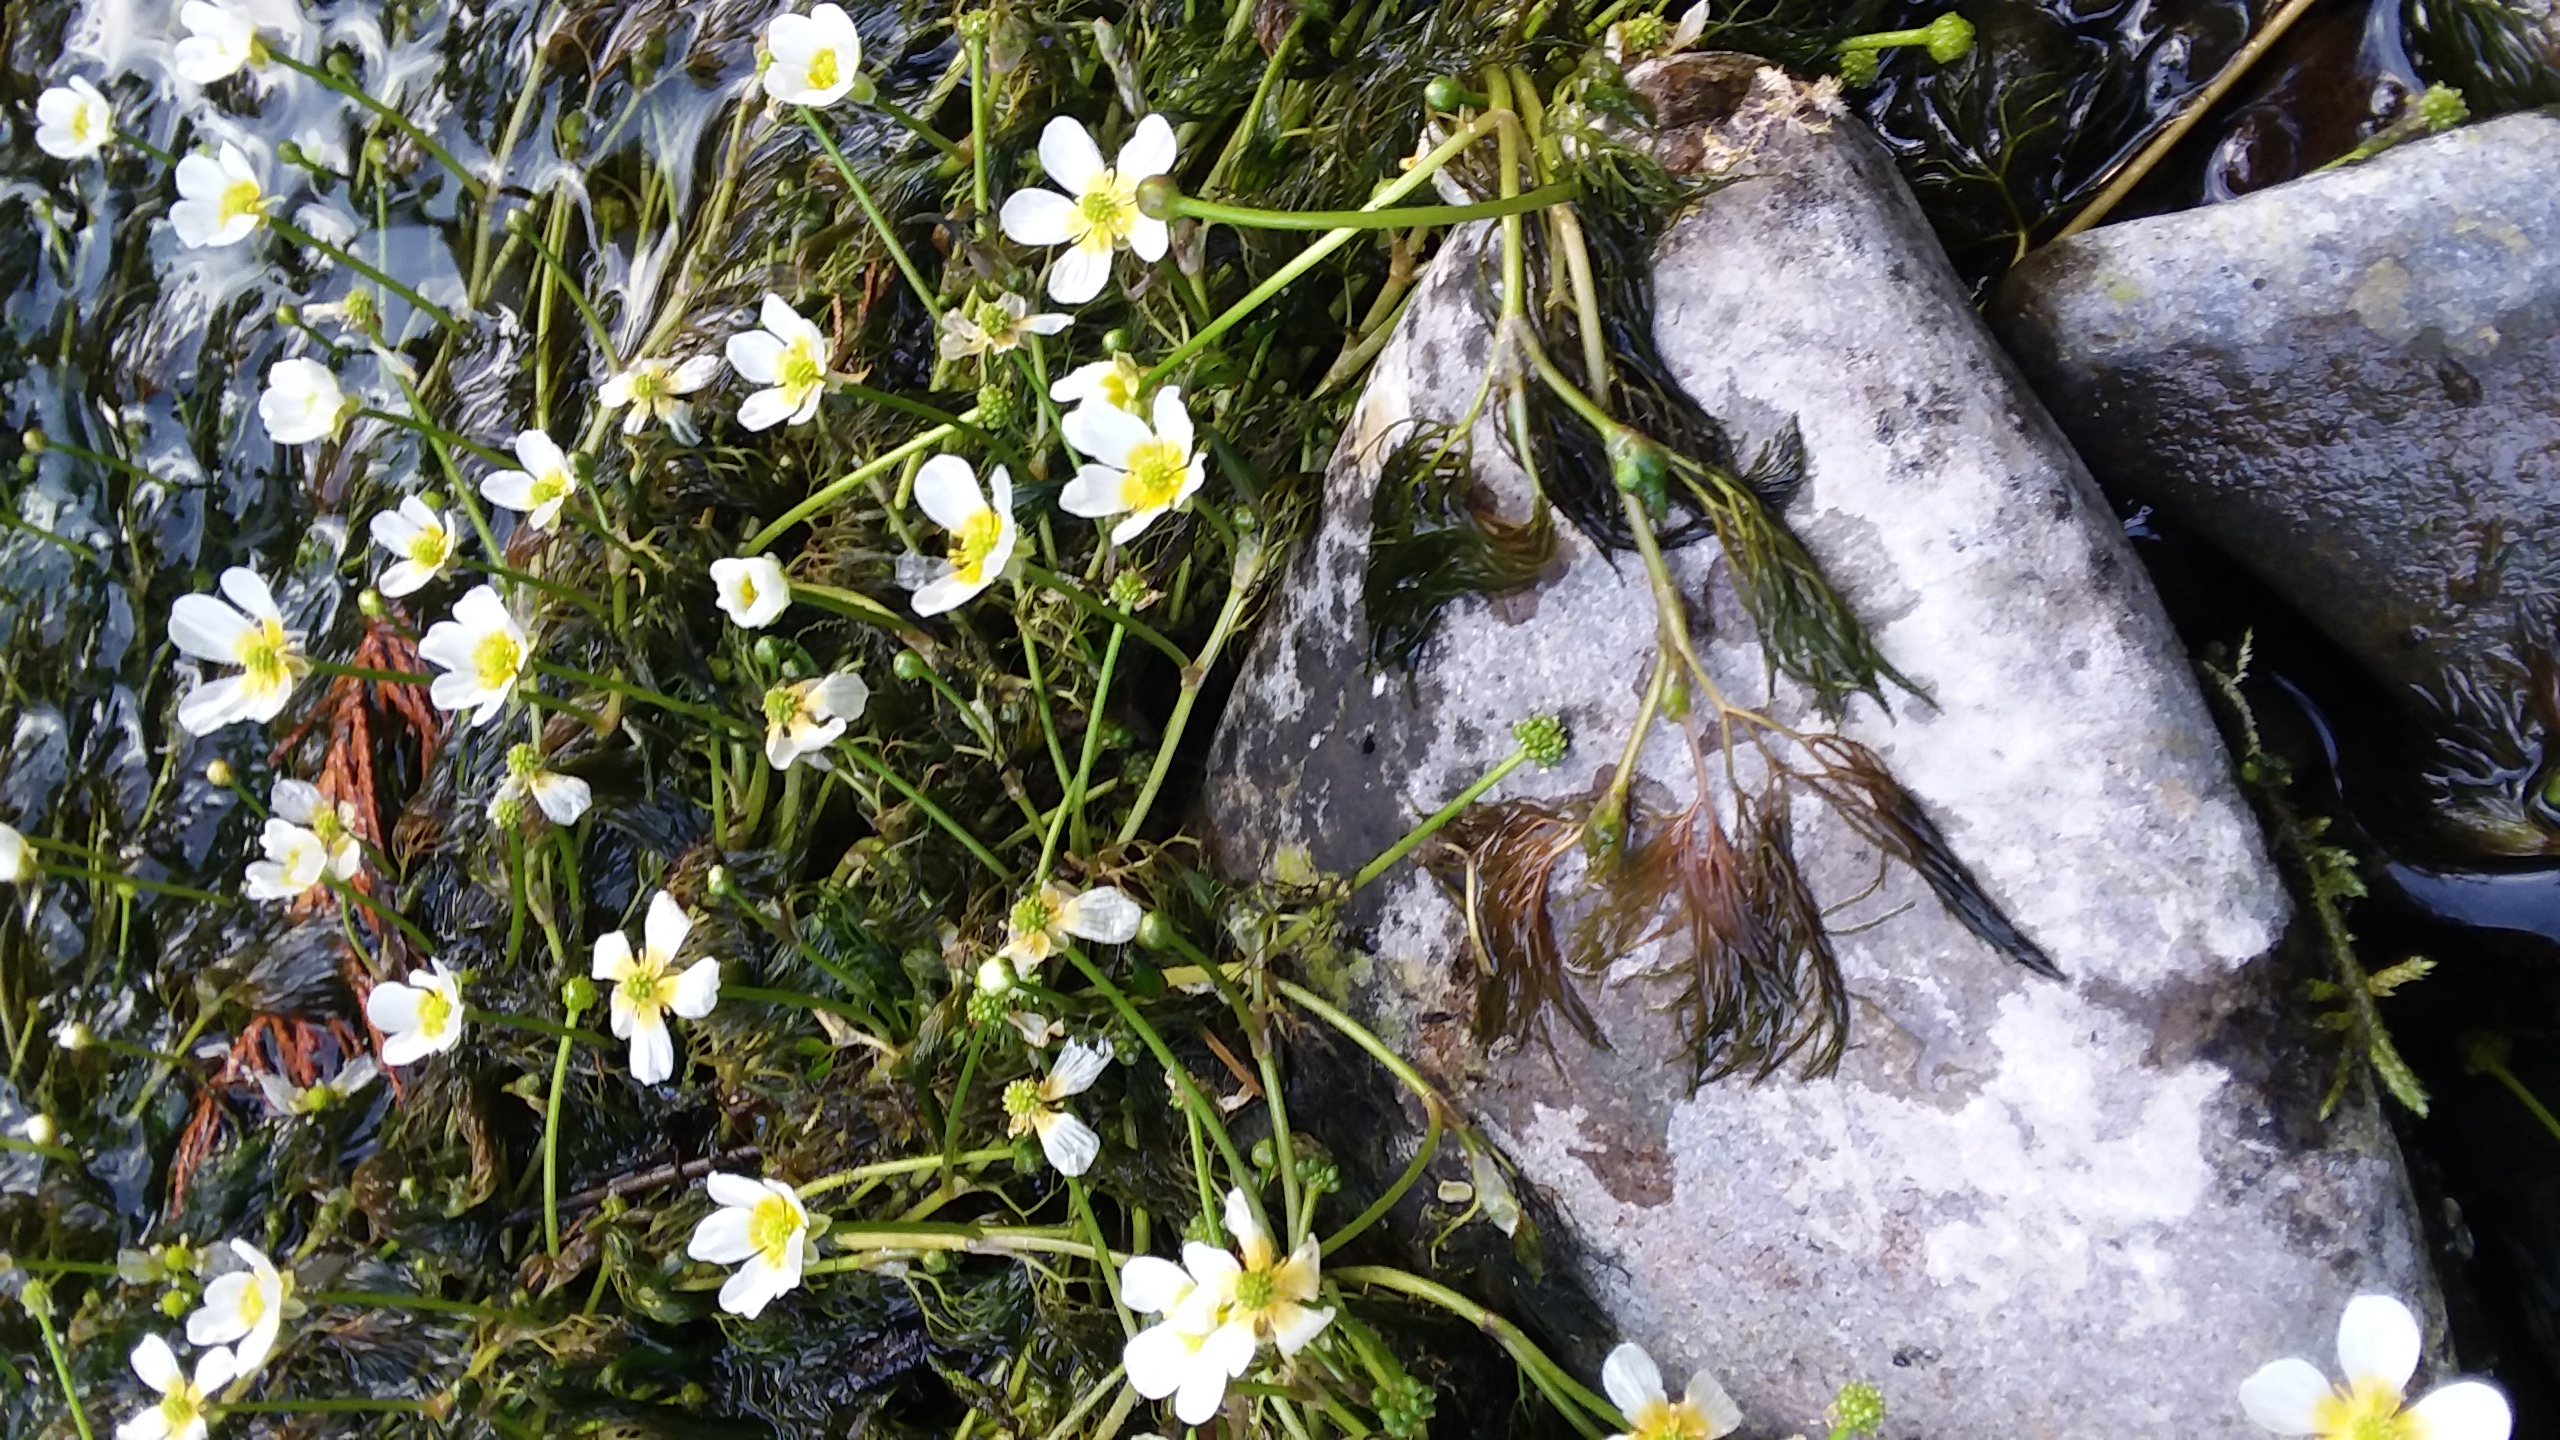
top-left (1206, 55), bottom-right (2439, 1437)
top-left (1989, 110), bottom-right (2560, 707)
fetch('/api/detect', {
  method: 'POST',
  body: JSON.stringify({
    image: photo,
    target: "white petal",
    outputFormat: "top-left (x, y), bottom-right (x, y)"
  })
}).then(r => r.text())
top-left (812, 673), bottom-right (870, 722)
top-left (914, 454), bottom-right (987, 531)
top-left (999, 188), bottom-right (1078, 248)
top-left (270, 778), bottom-right (323, 825)
top-left (2236, 1358), bottom-right (2332, 1434)
top-left (1038, 1110), bottom-right (1101, 1175)
top-left (511, 430), bottom-right (568, 477)
top-left (671, 355), bottom-right (724, 392)
top-left (188, 1274), bottom-right (253, 1345)
top-left (737, 388), bottom-right (797, 432)
top-left (719, 1257), bottom-right (788, 1318)
top-left (1220, 1188), bottom-right (1267, 1260)
top-left (131, 1333), bottom-right (182, 1392)
top-left (1059, 467), bottom-right (1125, 520)
top-left (1271, 1300), bottom-right (1333, 1356)
top-left (1127, 216), bottom-right (1170, 263)
top-left (1123, 1321), bottom-right (1198, 1400)
top-left (2337, 1294), bottom-right (2421, 1394)
top-left (1022, 312), bottom-right (1072, 336)
top-left (912, 571), bottom-right (984, 617)
top-left (1047, 245), bottom-right (1112, 306)
top-left (758, 293), bottom-right (815, 346)
top-left (1036, 116), bottom-right (1106, 194)
top-left (670, 957), bottom-right (722, 1019)
top-left (192, 1344), bottom-right (238, 1396)
top-left (1061, 886), bottom-right (1141, 943)
top-left (1684, 1367), bottom-right (1745, 1438)
top-left (1602, 1342), bottom-right (1667, 1416)
top-left (1120, 1255), bottom-right (1193, 1315)
top-left (479, 471), bottom-right (538, 512)
top-left (726, 330), bottom-right (787, 385)
top-left (1173, 1347), bottom-right (1236, 1425)
top-left (689, 1208), bottom-right (757, 1264)
top-left (1047, 1038), bottom-right (1112, 1097)
top-left (705, 1172), bottom-right (771, 1209)
top-left (1063, 403), bottom-right (1153, 469)
top-left (1151, 386), bottom-right (1195, 453)
top-left (2405, 1380), bottom-right (2514, 1440)
top-left (628, 1014), bottom-right (675, 1083)
top-left (1115, 113), bottom-right (1178, 181)
top-left (644, 890), bottom-right (691, 964)
top-left (365, 980), bottom-right (422, 1034)
top-left (117, 1409), bottom-right (172, 1440)
top-left (168, 593), bottom-right (253, 660)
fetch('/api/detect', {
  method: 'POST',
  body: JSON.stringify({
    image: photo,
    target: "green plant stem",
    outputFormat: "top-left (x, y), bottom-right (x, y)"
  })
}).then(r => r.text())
top-left (357, 407), bottom-right (514, 471)
top-left (1015, 564), bottom-right (1189, 667)
top-left (2475, 1051), bottom-right (2560, 1147)
top-left (746, 421), bottom-right (966, 552)
top-left (507, 213), bottom-right (617, 364)
top-left (940, 1030), bottom-right (985, 1185)
top-left (29, 1300), bottom-right (96, 1440)
top-left (223, 1399), bottom-right (439, 1416)
top-left (323, 877), bottom-right (434, 951)
top-left (967, 30), bottom-right (991, 222)
top-left (788, 580), bottom-right (918, 635)
top-left (1322, 1098), bottom-right (1441, 1256)
top-left (1141, 106), bottom-right (1528, 390)
top-left (1168, 183), bottom-right (1578, 233)
top-left (267, 216), bottom-right (467, 335)
top-left (1353, 747), bottom-right (1528, 890)
top-left (1063, 945), bottom-right (1269, 1238)
top-left (541, 1024), bottom-right (579, 1256)
top-left (0, 508), bottom-right (102, 565)
top-left (1333, 1266), bottom-right (1616, 1437)
top-left (0, 1134), bottom-right (80, 1163)
top-left (528, 659), bottom-right (753, 738)
top-left (266, 51), bottom-right (486, 200)
top-left (33, 861), bottom-right (228, 905)
top-left (1117, 536), bottom-right (1262, 844)
top-left (465, 1006), bottom-right (611, 1049)
top-left (1069, 1178), bottom-right (1136, 1335)
top-left (799, 1146), bottom-right (1014, 1199)
top-left (877, 94), bottom-right (964, 159)
top-left (1040, 624), bottom-right (1123, 877)
top-left (723, 983), bottom-right (892, 1036)
top-left (799, 108), bottom-right (940, 318)
top-left (837, 740), bottom-right (1016, 880)
top-left (1034, 1365), bottom-right (1128, 1440)
top-left (309, 1289), bottom-right (512, 1320)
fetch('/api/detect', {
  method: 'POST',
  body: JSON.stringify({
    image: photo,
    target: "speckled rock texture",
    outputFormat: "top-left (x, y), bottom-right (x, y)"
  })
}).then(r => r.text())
top-left (1991, 110), bottom-right (2560, 704)
top-left (1204, 57), bottom-right (2440, 1438)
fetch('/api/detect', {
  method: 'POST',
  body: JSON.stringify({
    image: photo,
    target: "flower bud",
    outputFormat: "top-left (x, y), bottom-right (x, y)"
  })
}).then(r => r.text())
top-left (1422, 75), bottom-right (1477, 112)
top-left (276, 139), bottom-right (306, 167)
top-left (160, 1290), bottom-right (191, 1319)
top-left (892, 649), bottom-right (932, 683)
top-left (20, 1113), bottom-right (58, 1146)
top-left (1828, 1381), bottom-right (1887, 1436)
top-left (274, 301), bottom-right (301, 328)
top-left (976, 956), bottom-right (1016, 996)
top-left (1134, 174), bottom-right (1183, 222)
top-left (53, 1021), bottom-right (94, 1052)
top-left (19, 428), bottom-right (46, 455)
top-left (2417, 82), bottom-right (2469, 131)
top-left (1921, 11), bottom-right (1975, 61)
top-left (357, 587), bottom-right (387, 619)
top-left (974, 382), bottom-right (1020, 432)
top-left (487, 793), bottom-right (526, 829)
top-left (205, 758), bottom-right (236, 788)
top-left (20, 1277), bottom-right (54, 1320)
top-left (561, 974), bottom-right (599, 1018)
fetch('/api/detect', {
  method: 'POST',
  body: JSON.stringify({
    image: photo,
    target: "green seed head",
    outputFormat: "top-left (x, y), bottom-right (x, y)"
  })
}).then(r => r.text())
top-left (506, 743), bottom-right (543, 780)
top-left (1922, 11), bottom-right (1975, 62)
top-left (2418, 82), bottom-right (2469, 131)
top-left (1510, 714), bottom-right (1569, 768)
top-left (1828, 1381), bottom-right (1887, 1435)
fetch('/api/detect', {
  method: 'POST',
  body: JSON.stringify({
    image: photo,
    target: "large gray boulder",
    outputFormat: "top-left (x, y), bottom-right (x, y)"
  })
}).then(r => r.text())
top-left (1990, 111), bottom-right (2560, 709)
top-left (1205, 58), bottom-right (2440, 1437)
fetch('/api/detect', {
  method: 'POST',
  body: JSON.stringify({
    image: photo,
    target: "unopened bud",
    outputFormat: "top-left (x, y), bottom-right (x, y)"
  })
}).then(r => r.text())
top-left (20, 1114), bottom-right (59, 1146)
top-left (53, 1021), bottom-right (94, 1052)
top-left (19, 428), bottom-right (46, 455)
top-left (2417, 82), bottom-right (2469, 131)
top-left (977, 956), bottom-right (1016, 996)
top-left (357, 587), bottom-right (387, 619)
top-left (1134, 174), bottom-right (1183, 222)
top-left (1604, 425), bottom-right (1671, 515)
top-left (205, 758), bottom-right (236, 788)
top-left (892, 649), bottom-right (932, 683)
top-left (561, 974), bottom-right (598, 1018)
top-left (1136, 910), bottom-right (1176, 951)
top-left (20, 1277), bottom-right (54, 1320)
top-left (1921, 11), bottom-right (1975, 61)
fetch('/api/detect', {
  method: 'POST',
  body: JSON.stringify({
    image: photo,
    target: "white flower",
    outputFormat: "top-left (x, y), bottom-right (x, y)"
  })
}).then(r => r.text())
top-left (170, 141), bottom-right (266, 248)
top-left (1603, 1), bottom-right (1707, 64)
top-left (479, 430), bottom-right (580, 531)
top-left (170, 567), bottom-right (308, 734)
top-left (598, 355), bottom-right (721, 439)
top-left (245, 779), bottom-right (361, 900)
top-left (760, 3), bottom-right (863, 107)
top-left (365, 960), bottom-right (466, 1066)
top-left (1122, 1248), bottom-right (1257, 1426)
top-left (938, 291), bottom-right (1070, 362)
top-left (725, 294), bottom-right (830, 431)
top-left (591, 890), bottom-right (721, 1085)
top-left (1061, 386), bottom-right (1205, 544)
top-left (117, 1333), bottom-right (234, 1440)
top-left (492, 743), bottom-right (591, 826)
top-left (762, 673), bottom-right (869, 770)
top-left (0, 822), bottom-right (32, 885)
top-left (1002, 1037), bottom-right (1111, 1175)
top-left (172, 0), bottom-right (260, 84)
top-left (2240, 1294), bottom-right (2511, 1439)
top-left (1601, 1343), bottom-right (1742, 1440)
top-left (258, 1054), bottom-right (377, 1116)
top-left (712, 554), bottom-right (792, 629)
top-left (998, 882), bottom-right (1142, 974)
top-left (687, 1173), bottom-right (818, 1318)
top-left (185, 1239), bottom-right (293, 1377)
top-left (1202, 1186), bottom-right (1332, 1356)
top-left (368, 497), bottom-right (455, 597)
top-left (35, 78), bottom-right (114, 161)
top-left (911, 456), bottom-right (1017, 616)
top-left (998, 113), bottom-right (1178, 305)
top-left (258, 357), bottom-right (350, 446)
top-left (1050, 353), bottom-right (1146, 414)
top-left (419, 584), bottom-right (529, 727)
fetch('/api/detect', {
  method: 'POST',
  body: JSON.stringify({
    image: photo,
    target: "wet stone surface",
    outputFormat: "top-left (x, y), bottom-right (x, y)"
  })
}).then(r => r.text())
top-left (1207, 57), bottom-right (2440, 1437)
top-left (1990, 110), bottom-right (2560, 708)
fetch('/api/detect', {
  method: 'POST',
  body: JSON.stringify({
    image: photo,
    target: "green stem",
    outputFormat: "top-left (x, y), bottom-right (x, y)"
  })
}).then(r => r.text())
top-left (1166, 183), bottom-right (1577, 233)
top-left (30, 1298), bottom-right (98, 1440)
top-left (267, 216), bottom-right (468, 335)
top-left (1332, 1266), bottom-right (1617, 1437)
top-left (358, 407), bottom-right (515, 471)
top-left (798, 1146), bottom-right (1013, 1199)
top-left (1116, 537), bottom-right (1261, 844)
top-left (799, 108), bottom-right (940, 318)
top-left (529, 659), bottom-right (754, 738)
top-left (723, 983), bottom-right (893, 1035)
top-left (1040, 624), bottom-right (1123, 879)
top-left (2478, 1051), bottom-right (2560, 1148)
top-left (1016, 563), bottom-right (1189, 668)
top-left (222, 1399), bottom-right (438, 1416)
top-left (967, 30), bottom-right (991, 223)
top-left (838, 741), bottom-right (1016, 880)
top-left (465, 1006), bottom-right (612, 1049)
top-left (309, 1289), bottom-right (511, 1320)
top-left (506, 213), bottom-right (618, 364)
top-left (789, 579), bottom-right (919, 634)
top-left (940, 1030), bottom-right (985, 1184)
top-left (34, 861), bottom-right (229, 905)
top-left (265, 51), bottom-right (487, 201)
top-left (746, 421), bottom-right (965, 553)
top-left (541, 1000), bottom-right (584, 1257)
top-left (1352, 748), bottom-right (1528, 890)
top-left (324, 877), bottom-right (434, 951)
top-left (1321, 1098), bottom-right (1440, 1256)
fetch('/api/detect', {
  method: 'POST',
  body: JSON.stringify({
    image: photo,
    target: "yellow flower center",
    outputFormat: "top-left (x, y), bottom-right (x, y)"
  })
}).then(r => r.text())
top-left (1074, 175), bottom-right (1137, 250)
top-left (416, 986), bottom-right (454, 1038)
top-left (1628, 1397), bottom-right (1713, 1440)
top-left (1232, 1268), bottom-right (1276, 1312)
top-left (2311, 1378), bottom-right (2415, 1440)
top-left (528, 470), bottom-right (570, 507)
top-left (748, 1194), bottom-right (801, 1266)
top-left (779, 341), bottom-right (825, 397)
top-left (948, 509), bottom-right (1004, 582)
top-left (407, 523), bottom-right (451, 569)
top-left (764, 686), bottom-right (804, 728)
top-left (238, 1278), bottom-right (267, 1326)
top-left (72, 107), bottom-right (100, 143)
top-left (627, 366), bottom-right (664, 403)
top-left (806, 47), bottom-right (840, 92)
top-left (472, 630), bottom-right (522, 691)
top-left (235, 618), bottom-right (302, 695)
top-left (1116, 438), bottom-right (1189, 513)
top-left (1010, 892), bottom-right (1054, 936)
top-left (219, 177), bottom-right (262, 224)
top-left (1002, 1076), bottom-right (1043, 1128)
top-left (159, 1386), bottom-right (205, 1429)
top-left (622, 958), bottom-right (665, 1012)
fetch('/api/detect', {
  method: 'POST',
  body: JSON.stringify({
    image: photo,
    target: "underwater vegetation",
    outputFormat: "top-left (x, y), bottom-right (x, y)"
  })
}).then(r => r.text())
top-left (0, 0), bottom-right (2547, 1434)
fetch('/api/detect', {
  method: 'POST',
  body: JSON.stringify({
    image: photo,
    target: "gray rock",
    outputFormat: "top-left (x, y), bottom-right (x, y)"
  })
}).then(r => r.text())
top-left (1206, 57), bottom-right (2440, 1437)
top-left (1989, 110), bottom-right (2560, 707)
